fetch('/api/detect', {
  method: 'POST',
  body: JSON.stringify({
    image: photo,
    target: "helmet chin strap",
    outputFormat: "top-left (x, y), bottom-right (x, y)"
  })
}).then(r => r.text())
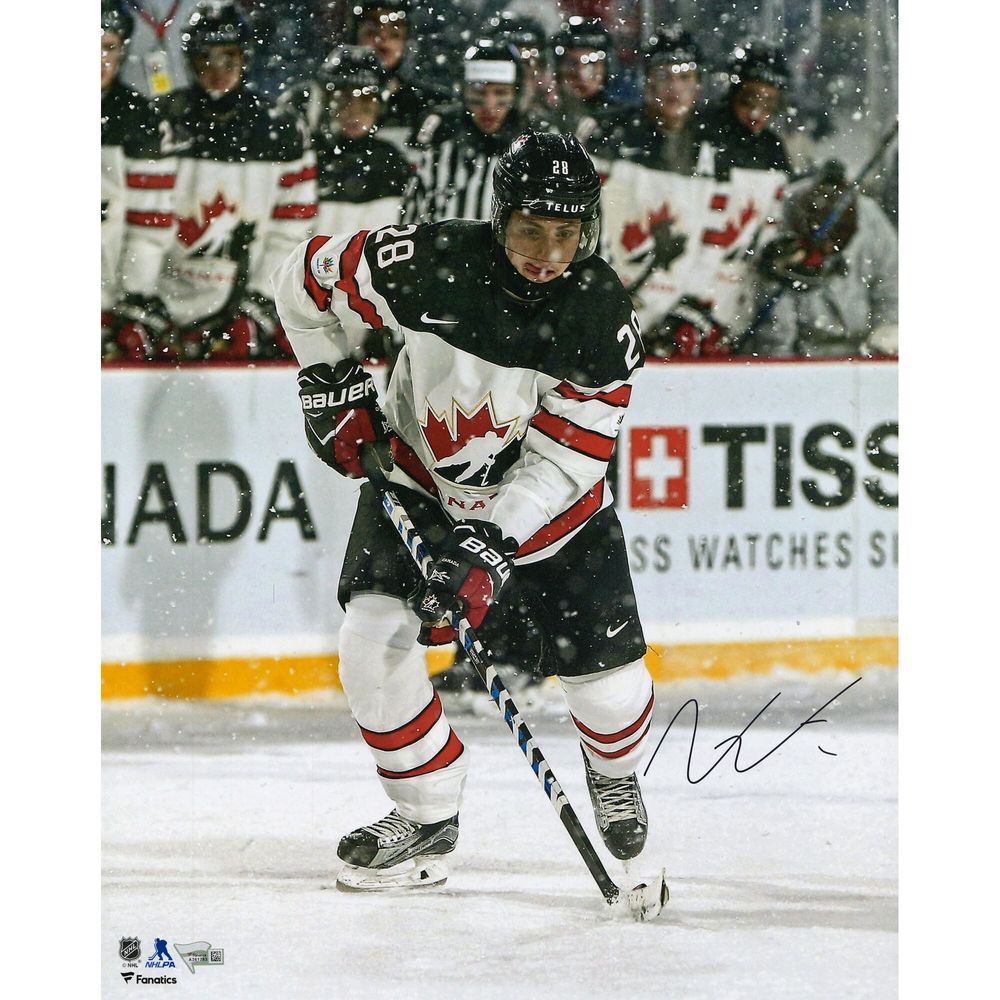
top-left (493, 243), bottom-right (564, 302)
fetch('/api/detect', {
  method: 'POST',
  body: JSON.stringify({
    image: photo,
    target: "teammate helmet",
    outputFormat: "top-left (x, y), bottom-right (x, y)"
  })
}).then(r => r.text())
top-left (728, 42), bottom-right (790, 89)
top-left (787, 160), bottom-right (858, 251)
top-left (317, 45), bottom-right (386, 99)
top-left (643, 26), bottom-right (699, 72)
top-left (101, 0), bottom-right (134, 43)
top-left (351, 0), bottom-right (410, 35)
top-left (464, 38), bottom-right (522, 89)
top-left (484, 10), bottom-right (547, 59)
top-left (552, 16), bottom-right (613, 61)
top-left (491, 132), bottom-right (602, 263)
top-left (181, 0), bottom-right (252, 58)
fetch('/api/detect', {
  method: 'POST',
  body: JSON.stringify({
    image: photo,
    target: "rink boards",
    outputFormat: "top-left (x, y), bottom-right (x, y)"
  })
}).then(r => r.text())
top-left (101, 359), bottom-right (897, 698)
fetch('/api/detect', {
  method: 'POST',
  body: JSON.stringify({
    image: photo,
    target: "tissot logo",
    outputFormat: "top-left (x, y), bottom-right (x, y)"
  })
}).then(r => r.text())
top-left (626, 421), bottom-right (898, 511)
top-left (629, 427), bottom-right (688, 509)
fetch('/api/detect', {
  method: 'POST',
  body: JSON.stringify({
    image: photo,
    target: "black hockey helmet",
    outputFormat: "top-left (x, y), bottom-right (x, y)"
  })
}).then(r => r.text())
top-left (317, 45), bottom-right (386, 99)
top-left (464, 37), bottom-right (522, 90)
top-left (484, 10), bottom-right (547, 60)
top-left (643, 26), bottom-right (700, 73)
top-left (728, 42), bottom-right (790, 90)
top-left (101, 0), bottom-right (134, 43)
top-left (351, 0), bottom-right (410, 38)
top-left (492, 132), bottom-right (602, 263)
top-left (552, 16), bottom-right (613, 61)
top-left (181, 0), bottom-right (252, 58)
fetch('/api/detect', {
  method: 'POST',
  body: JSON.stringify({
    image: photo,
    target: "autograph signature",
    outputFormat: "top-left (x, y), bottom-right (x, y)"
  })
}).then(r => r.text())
top-left (642, 677), bottom-right (862, 782)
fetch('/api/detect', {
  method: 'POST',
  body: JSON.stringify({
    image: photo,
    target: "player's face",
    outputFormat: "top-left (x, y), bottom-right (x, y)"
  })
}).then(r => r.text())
top-left (465, 83), bottom-right (517, 134)
top-left (504, 213), bottom-right (582, 282)
top-left (358, 13), bottom-right (406, 72)
top-left (101, 30), bottom-right (125, 91)
top-left (331, 91), bottom-right (380, 138)
top-left (192, 44), bottom-right (243, 96)
top-left (732, 81), bottom-right (780, 133)
top-left (558, 49), bottom-right (606, 100)
top-left (644, 64), bottom-right (699, 130)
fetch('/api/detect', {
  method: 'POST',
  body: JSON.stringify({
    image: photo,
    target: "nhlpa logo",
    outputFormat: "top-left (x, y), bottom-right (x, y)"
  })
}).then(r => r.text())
top-left (177, 192), bottom-right (241, 252)
top-left (145, 938), bottom-right (176, 968)
top-left (419, 398), bottom-right (520, 489)
top-left (629, 427), bottom-right (688, 509)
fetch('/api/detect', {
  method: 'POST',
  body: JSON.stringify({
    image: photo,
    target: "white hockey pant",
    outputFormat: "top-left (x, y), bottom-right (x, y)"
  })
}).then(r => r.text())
top-left (338, 593), bottom-right (469, 825)
top-left (559, 659), bottom-right (655, 778)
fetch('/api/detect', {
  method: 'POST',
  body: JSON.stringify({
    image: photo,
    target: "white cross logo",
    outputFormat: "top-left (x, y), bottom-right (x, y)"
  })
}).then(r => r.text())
top-left (635, 434), bottom-right (686, 504)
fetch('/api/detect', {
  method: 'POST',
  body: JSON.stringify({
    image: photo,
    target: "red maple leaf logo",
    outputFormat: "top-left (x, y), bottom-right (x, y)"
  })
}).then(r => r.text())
top-left (177, 192), bottom-right (239, 248)
top-left (704, 199), bottom-right (759, 248)
top-left (620, 201), bottom-right (675, 254)
top-left (420, 398), bottom-right (517, 463)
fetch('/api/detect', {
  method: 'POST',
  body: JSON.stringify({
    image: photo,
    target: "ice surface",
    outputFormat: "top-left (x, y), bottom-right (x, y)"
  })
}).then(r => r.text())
top-left (103, 668), bottom-right (897, 999)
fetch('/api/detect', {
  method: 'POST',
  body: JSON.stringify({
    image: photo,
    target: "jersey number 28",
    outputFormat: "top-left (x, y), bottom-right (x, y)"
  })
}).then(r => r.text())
top-left (374, 225), bottom-right (417, 268)
top-left (617, 311), bottom-right (643, 369)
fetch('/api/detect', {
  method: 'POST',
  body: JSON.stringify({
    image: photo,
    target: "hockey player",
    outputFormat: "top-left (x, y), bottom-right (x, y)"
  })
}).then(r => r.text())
top-left (350, 0), bottom-right (451, 159)
top-left (272, 132), bottom-right (654, 884)
top-left (484, 9), bottom-right (555, 119)
top-left (402, 38), bottom-right (542, 226)
top-left (589, 27), bottom-right (707, 174)
top-left (155, 0), bottom-right (317, 359)
top-left (101, 0), bottom-right (177, 361)
top-left (311, 46), bottom-right (411, 362)
top-left (311, 46), bottom-right (411, 236)
top-left (599, 33), bottom-right (790, 357)
top-left (550, 16), bottom-right (628, 144)
top-left (748, 160), bottom-right (899, 357)
top-left (703, 43), bottom-right (791, 174)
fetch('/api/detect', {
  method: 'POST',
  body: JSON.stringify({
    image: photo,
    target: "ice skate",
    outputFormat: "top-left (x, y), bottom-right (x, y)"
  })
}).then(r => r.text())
top-left (582, 748), bottom-right (648, 861)
top-left (335, 809), bottom-right (459, 891)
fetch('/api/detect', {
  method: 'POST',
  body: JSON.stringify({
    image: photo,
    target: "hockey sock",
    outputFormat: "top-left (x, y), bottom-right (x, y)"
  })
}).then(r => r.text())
top-left (559, 659), bottom-right (655, 778)
top-left (339, 593), bottom-right (468, 824)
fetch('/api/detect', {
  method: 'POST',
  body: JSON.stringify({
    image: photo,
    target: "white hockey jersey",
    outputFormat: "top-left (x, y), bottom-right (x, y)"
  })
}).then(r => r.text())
top-left (272, 220), bottom-right (644, 564)
top-left (101, 80), bottom-right (176, 311)
top-left (600, 156), bottom-right (787, 333)
top-left (155, 86), bottom-right (317, 326)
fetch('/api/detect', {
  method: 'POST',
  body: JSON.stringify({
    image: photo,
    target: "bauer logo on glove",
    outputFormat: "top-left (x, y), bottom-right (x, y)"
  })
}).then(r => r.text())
top-left (415, 521), bottom-right (518, 645)
top-left (297, 359), bottom-right (392, 479)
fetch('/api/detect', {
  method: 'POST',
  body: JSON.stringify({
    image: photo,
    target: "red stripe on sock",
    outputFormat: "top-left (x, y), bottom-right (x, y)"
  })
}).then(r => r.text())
top-left (572, 690), bottom-right (654, 745)
top-left (377, 729), bottom-right (465, 779)
top-left (359, 691), bottom-right (442, 751)
top-left (582, 721), bottom-right (651, 760)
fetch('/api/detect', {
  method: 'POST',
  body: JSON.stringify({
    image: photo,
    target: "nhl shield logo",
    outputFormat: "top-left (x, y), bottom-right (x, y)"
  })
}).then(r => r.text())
top-left (119, 937), bottom-right (141, 963)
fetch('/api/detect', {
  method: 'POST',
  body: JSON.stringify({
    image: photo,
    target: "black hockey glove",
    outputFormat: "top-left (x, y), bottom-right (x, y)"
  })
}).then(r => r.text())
top-left (238, 291), bottom-right (293, 358)
top-left (298, 359), bottom-right (392, 479)
top-left (757, 235), bottom-right (845, 291)
top-left (646, 296), bottom-right (730, 359)
top-left (415, 521), bottom-right (518, 646)
top-left (111, 293), bottom-right (174, 361)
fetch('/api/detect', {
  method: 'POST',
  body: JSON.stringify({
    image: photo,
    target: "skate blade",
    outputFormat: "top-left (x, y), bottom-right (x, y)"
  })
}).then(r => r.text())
top-left (334, 858), bottom-right (449, 893)
top-left (611, 869), bottom-right (669, 922)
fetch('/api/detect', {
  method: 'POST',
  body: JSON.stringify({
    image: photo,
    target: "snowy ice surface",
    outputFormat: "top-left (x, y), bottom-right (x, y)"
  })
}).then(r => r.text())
top-left (103, 668), bottom-right (897, 999)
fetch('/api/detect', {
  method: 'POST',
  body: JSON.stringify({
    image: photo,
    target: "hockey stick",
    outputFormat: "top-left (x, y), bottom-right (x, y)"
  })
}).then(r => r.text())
top-left (731, 119), bottom-right (899, 353)
top-left (362, 451), bottom-right (667, 920)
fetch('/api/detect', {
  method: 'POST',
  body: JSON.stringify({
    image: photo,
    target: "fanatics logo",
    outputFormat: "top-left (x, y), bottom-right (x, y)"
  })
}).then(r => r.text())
top-left (629, 427), bottom-right (688, 509)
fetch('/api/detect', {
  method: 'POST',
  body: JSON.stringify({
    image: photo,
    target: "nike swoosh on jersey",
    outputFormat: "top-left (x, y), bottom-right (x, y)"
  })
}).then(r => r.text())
top-left (420, 312), bottom-right (459, 325)
top-left (606, 620), bottom-right (629, 637)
